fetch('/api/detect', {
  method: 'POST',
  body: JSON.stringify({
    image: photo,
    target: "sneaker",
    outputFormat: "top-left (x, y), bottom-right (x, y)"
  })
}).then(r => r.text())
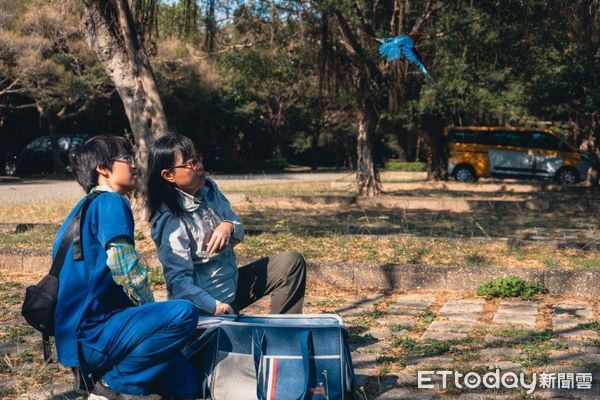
top-left (87, 380), bottom-right (160, 400)
top-left (87, 380), bottom-right (122, 400)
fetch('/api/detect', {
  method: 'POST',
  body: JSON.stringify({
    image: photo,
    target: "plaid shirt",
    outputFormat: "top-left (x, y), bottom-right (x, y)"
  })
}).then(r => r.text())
top-left (92, 186), bottom-right (155, 305)
top-left (106, 239), bottom-right (155, 305)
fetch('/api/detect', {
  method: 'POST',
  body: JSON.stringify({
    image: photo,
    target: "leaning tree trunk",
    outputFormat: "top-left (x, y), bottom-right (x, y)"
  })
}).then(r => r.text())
top-left (421, 113), bottom-right (448, 181)
top-left (81, 0), bottom-right (168, 227)
top-left (355, 98), bottom-right (382, 196)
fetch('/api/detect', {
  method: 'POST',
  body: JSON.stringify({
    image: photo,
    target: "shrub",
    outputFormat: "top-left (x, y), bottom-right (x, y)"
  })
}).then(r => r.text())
top-left (262, 158), bottom-right (289, 171)
top-left (383, 160), bottom-right (427, 172)
top-left (476, 275), bottom-right (547, 300)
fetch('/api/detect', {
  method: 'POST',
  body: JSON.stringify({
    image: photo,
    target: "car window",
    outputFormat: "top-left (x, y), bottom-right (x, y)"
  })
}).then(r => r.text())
top-left (58, 137), bottom-right (70, 151)
top-left (449, 130), bottom-right (478, 144)
top-left (531, 132), bottom-right (562, 151)
top-left (557, 139), bottom-right (574, 153)
top-left (25, 137), bottom-right (51, 152)
top-left (479, 131), bottom-right (527, 147)
top-left (70, 136), bottom-right (87, 148)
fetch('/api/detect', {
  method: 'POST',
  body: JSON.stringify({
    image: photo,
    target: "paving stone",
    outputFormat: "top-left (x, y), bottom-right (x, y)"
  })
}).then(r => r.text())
top-left (395, 372), bottom-right (418, 387)
top-left (496, 300), bottom-right (539, 313)
top-left (377, 316), bottom-right (416, 328)
top-left (428, 320), bottom-right (484, 333)
top-left (405, 356), bottom-right (454, 368)
top-left (365, 326), bottom-right (393, 340)
top-left (421, 331), bottom-right (467, 341)
top-left (492, 313), bottom-right (537, 326)
top-left (352, 352), bottom-right (379, 370)
top-left (479, 347), bottom-right (521, 362)
top-left (458, 394), bottom-right (512, 400)
top-left (484, 334), bottom-right (529, 345)
top-left (375, 388), bottom-right (443, 400)
top-left (394, 294), bottom-right (437, 304)
top-left (534, 390), bottom-right (600, 399)
top-left (439, 301), bottom-right (485, 314)
top-left (436, 312), bottom-right (482, 323)
top-left (21, 383), bottom-right (80, 400)
top-left (480, 360), bottom-right (524, 371)
top-left (548, 350), bottom-right (600, 366)
top-left (354, 341), bottom-right (387, 354)
top-left (551, 338), bottom-right (600, 349)
top-left (0, 342), bottom-right (31, 355)
top-left (554, 303), bottom-right (594, 319)
top-left (552, 318), bottom-right (583, 330)
top-left (387, 306), bottom-right (429, 316)
top-left (557, 329), bottom-right (599, 341)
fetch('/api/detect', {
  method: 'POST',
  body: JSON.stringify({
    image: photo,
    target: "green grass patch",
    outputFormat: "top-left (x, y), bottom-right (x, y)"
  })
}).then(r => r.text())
top-left (0, 225), bottom-right (56, 250)
top-left (2, 325), bottom-right (35, 343)
top-left (383, 161), bottom-right (428, 172)
top-left (578, 321), bottom-right (600, 333)
top-left (476, 275), bottom-right (547, 300)
top-left (392, 337), bottom-right (450, 358)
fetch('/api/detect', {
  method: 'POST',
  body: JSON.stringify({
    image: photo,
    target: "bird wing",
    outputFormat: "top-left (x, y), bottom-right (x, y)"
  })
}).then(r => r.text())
top-left (401, 46), bottom-right (428, 75)
top-left (379, 35), bottom-right (413, 61)
top-left (379, 40), bottom-right (402, 61)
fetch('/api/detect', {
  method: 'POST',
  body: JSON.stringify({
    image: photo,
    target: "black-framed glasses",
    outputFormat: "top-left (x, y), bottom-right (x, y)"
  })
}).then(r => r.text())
top-left (111, 153), bottom-right (136, 167)
top-left (171, 156), bottom-right (202, 171)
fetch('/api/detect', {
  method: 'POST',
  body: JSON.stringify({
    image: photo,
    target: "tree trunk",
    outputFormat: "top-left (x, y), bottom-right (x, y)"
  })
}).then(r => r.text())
top-left (40, 107), bottom-right (67, 176)
top-left (310, 129), bottom-right (320, 171)
top-left (355, 99), bottom-right (382, 196)
top-left (81, 0), bottom-right (169, 227)
top-left (421, 113), bottom-right (448, 181)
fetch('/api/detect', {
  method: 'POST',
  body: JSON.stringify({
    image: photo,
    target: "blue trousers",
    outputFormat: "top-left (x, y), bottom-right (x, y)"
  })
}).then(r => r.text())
top-left (78, 300), bottom-right (199, 396)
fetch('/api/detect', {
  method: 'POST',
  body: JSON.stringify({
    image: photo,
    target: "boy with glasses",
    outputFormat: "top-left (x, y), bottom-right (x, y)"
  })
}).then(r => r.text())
top-left (53, 135), bottom-right (199, 399)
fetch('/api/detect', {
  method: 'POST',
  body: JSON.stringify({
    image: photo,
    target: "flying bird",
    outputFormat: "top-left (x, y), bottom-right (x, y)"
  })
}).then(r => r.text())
top-left (378, 32), bottom-right (428, 76)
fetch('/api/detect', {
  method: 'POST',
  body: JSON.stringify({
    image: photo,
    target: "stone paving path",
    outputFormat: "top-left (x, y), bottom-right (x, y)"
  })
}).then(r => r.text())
top-left (2, 288), bottom-right (598, 399)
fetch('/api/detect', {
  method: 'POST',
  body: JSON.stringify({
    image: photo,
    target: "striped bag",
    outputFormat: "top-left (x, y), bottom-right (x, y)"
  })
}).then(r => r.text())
top-left (187, 314), bottom-right (355, 400)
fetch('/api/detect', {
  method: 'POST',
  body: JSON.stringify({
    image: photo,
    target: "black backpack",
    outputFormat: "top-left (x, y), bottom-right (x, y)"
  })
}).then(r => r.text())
top-left (21, 191), bottom-right (102, 362)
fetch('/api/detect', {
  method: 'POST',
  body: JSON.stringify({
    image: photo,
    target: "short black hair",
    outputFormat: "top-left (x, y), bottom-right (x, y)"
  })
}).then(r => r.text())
top-left (147, 134), bottom-right (196, 221)
top-left (69, 135), bottom-right (133, 193)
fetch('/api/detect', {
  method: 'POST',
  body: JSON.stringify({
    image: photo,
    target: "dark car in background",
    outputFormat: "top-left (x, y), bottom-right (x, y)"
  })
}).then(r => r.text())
top-left (4, 134), bottom-right (89, 176)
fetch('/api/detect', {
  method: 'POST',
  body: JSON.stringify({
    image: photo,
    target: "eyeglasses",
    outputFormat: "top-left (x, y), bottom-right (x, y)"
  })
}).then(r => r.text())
top-left (111, 154), bottom-right (136, 167)
top-left (171, 157), bottom-right (202, 171)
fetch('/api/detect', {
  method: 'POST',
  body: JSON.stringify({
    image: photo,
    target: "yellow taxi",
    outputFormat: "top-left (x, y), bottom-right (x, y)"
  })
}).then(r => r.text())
top-left (446, 126), bottom-right (596, 184)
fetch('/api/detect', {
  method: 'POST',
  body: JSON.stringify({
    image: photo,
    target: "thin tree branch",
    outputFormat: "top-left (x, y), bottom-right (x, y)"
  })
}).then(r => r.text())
top-left (411, 0), bottom-right (439, 33)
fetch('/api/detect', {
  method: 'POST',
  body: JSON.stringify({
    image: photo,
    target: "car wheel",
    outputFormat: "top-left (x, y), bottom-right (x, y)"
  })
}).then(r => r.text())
top-left (454, 165), bottom-right (476, 183)
top-left (4, 161), bottom-right (17, 177)
top-left (554, 167), bottom-right (579, 185)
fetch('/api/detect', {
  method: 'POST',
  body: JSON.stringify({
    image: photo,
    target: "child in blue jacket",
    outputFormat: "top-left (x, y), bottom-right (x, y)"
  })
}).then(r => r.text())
top-left (54, 135), bottom-right (199, 399)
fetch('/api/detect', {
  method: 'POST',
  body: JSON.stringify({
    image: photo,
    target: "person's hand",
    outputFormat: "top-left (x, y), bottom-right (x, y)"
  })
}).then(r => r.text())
top-left (206, 222), bottom-right (234, 254)
top-left (214, 301), bottom-right (234, 316)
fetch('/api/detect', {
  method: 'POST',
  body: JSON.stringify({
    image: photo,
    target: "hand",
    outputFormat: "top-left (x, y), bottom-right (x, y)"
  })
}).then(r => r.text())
top-left (206, 222), bottom-right (234, 254)
top-left (214, 301), bottom-right (234, 316)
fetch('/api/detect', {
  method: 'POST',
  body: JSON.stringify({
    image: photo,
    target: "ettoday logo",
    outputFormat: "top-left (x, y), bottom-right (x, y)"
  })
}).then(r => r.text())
top-left (418, 370), bottom-right (594, 394)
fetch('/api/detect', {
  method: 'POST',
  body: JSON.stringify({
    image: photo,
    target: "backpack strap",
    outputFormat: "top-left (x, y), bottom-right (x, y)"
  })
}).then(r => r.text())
top-left (43, 191), bottom-right (102, 363)
top-left (48, 191), bottom-right (102, 277)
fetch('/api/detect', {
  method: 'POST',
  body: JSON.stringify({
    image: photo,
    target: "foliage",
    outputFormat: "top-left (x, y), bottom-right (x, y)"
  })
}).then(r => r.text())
top-left (476, 275), bottom-right (547, 300)
top-left (383, 161), bottom-right (427, 172)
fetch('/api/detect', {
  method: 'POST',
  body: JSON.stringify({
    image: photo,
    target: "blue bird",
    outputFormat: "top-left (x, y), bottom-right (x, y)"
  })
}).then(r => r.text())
top-left (378, 33), bottom-right (428, 76)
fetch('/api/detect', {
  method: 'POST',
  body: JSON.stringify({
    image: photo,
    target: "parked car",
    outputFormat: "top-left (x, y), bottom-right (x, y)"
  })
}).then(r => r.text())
top-left (4, 134), bottom-right (89, 176)
top-left (446, 127), bottom-right (598, 184)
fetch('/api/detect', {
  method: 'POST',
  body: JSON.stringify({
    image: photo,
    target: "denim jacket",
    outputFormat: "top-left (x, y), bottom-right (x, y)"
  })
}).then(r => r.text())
top-left (150, 177), bottom-right (244, 314)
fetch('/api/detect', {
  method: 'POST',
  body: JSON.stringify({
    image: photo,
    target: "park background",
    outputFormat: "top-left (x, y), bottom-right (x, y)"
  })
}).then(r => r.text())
top-left (0, 1), bottom-right (599, 399)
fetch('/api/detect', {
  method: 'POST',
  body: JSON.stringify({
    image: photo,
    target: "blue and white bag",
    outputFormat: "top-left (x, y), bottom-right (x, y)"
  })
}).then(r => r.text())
top-left (186, 314), bottom-right (355, 400)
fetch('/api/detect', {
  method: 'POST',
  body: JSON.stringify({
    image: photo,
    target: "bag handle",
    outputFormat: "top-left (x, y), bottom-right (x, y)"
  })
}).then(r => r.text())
top-left (253, 329), bottom-right (314, 400)
top-left (48, 191), bottom-right (101, 277)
